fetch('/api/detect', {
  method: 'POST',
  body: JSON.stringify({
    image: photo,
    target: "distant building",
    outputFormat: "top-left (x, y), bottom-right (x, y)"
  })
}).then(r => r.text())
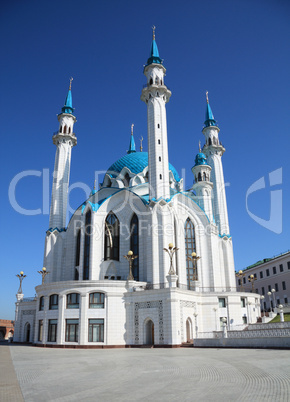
top-left (0, 319), bottom-right (14, 340)
top-left (236, 251), bottom-right (290, 311)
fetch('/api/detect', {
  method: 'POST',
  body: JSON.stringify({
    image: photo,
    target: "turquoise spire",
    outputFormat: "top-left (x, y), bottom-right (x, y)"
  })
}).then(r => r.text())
top-left (204, 91), bottom-right (218, 127)
top-left (127, 124), bottom-right (136, 154)
top-left (61, 78), bottom-right (74, 115)
top-left (146, 26), bottom-right (163, 66)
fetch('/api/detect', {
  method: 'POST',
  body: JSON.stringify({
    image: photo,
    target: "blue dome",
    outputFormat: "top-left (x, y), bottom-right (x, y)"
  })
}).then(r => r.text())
top-left (107, 152), bottom-right (180, 182)
top-left (194, 152), bottom-right (208, 166)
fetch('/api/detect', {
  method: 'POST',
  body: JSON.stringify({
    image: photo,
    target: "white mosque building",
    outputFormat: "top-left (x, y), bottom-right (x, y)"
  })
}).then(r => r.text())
top-left (14, 31), bottom-right (260, 347)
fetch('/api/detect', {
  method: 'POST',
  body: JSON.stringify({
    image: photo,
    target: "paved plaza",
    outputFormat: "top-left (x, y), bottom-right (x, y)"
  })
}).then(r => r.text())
top-left (1, 344), bottom-right (290, 401)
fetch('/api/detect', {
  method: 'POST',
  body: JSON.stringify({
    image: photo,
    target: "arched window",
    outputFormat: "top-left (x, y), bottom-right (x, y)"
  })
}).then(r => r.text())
top-left (39, 296), bottom-right (44, 311)
top-left (68, 127), bottom-right (71, 134)
top-left (203, 172), bottom-right (207, 181)
top-left (198, 172), bottom-right (202, 182)
top-left (130, 214), bottom-right (139, 281)
top-left (185, 218), bottom-right (197, 289)
top-left (104, 212), bottom-right (119, 261)
top-left (75, 229), bottom-right (81, 267)
top-left (124, 173), bottom-right (130, 187)
top-left (49, 294), bottom-right (58, 310)
top-left (150, 78), bottom-right (153, 85)
top-left (64, 125), bottom-right (67, 134)
top-left (89, 292), bottom-right (105, 308)
top-left (60, 126), bottom-right (62, 133)
top-left (83, 209), bottom-right (91, 280)
top-left (208, 138), bottom-right (212, 146)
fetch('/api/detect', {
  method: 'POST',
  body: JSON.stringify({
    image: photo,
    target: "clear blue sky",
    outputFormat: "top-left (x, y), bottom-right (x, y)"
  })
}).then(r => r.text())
top-left (1, 0), bottom-right (290, 319)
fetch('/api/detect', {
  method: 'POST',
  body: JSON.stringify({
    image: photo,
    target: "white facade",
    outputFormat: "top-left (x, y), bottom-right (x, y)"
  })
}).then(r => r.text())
top-left (14, 34), bottom-right (259, 346)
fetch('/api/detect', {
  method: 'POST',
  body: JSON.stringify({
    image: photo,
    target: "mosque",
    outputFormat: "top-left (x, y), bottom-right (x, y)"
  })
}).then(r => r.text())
top-left (13, 31), bottom-right (260, 346)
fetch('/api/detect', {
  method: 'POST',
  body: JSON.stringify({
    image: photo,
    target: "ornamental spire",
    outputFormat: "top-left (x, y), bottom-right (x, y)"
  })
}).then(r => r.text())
top-left (146, 26), bottom-right (163, 66)
top-left (127, 124), bottom-right (136, 154)
top-left (61, 78), bottom-right (74, 115)
top-left (204, 91), bottom-right (218, 128)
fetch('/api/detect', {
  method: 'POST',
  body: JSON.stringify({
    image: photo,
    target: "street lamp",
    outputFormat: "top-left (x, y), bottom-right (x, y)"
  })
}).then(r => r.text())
top-left (236, 270), bottom-right (245, 291)
top-left (221, 317), bottom-right (227, 338)
top-left (37, 267), bottom-right (50, 285)
top-left (163, 243), bottom-right (179, 275)
top-left (271, 289), bottom-right (277, 308)
top-left (187, 252), bottom-right (201, 281)
top-left (248, 274), bottom-right (257, 293)
top-left (123, 250), bottom-right (138, 281)
top-left (260, 295), bottom-right (265, 316)
top-left (193, 312), bottom-right (198, 338)
top-left (278, 304), bottom-right (284, 322)
top-left (16, 271), bottom-right (26, 293)
top-left (267, 291), bottom-right (272, 311)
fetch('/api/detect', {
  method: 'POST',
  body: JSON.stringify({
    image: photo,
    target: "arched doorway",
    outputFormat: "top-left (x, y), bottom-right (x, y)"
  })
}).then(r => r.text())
top-left (186, 318), bottom-right (192, 343)
top-left (0, 330), bottom-right (4, 341)
top-left (144, 319), bottom-right (154, 345)
top-left (24, 323), bottom-right (30, 342)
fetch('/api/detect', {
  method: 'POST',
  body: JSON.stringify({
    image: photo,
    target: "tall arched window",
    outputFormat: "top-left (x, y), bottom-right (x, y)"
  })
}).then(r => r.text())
top-left (130, 214), bottom-right (139, 281)
top-left (104, 212), bottom-right (119, 260)
top-left (124, 173), bottom-right (130, 187)
top-left (75, 229), bottom-right (81, 280)
top-left (83, 209), bottom-right (91, 280)
top-left (185, 218), bottom-right (197, 289)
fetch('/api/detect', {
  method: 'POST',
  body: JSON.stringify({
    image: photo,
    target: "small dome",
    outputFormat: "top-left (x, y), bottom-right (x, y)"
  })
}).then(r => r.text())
top-left (106, 152), bottom-right (180, 181)
top-left (194, 152), bottom-right (208, 166)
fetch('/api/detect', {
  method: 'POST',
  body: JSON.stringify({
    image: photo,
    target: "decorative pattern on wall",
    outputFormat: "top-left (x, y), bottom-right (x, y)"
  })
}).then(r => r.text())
top-left (134, 300), bottom-right (164, 344)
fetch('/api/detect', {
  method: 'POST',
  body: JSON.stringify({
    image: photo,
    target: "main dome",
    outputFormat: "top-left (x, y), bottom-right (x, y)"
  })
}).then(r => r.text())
top-left (107, 152), bottom-right (180, 182)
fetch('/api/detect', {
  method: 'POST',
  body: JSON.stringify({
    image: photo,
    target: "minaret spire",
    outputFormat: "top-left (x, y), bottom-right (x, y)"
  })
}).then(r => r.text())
top-left (127, 123), bottom-right (136, 154)
top-left (48, 81), bottom-right (77, 231)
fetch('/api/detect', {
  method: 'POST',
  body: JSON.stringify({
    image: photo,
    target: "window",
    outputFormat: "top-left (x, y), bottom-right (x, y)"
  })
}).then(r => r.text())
top-left (67, 293), bottom-right (80, 309)
top-left (89, 293), bottom-right (104, 308)
top-left (158, 139), bottom-right (160, 144)
top-left (285, 297), bottom-right (288, 304)
top-left (273, 266), bottom-right (276, 274)
top-left (266, 269), bottom-right (270, 277)
top-left (254, 273), bottom-right (257, 279)
top-left (124, 173), bottom-right (130, 187)
top-left (198, 172), bottom-right (202, 181)
top-left (219, 298), bottom-right (226, 308)
top-left (241, 298), bottom-right (246, 308)
top-left (259, 271), bottom-right (263, 279)
top-left (279, 264), bottom-right (284, 272)
top-left (238, 279), bottom-right (241, 286)
top-left (268, 285), bottom-right (271, 292)
top-left (159, 156), bottom-right (161, 162)
top-left (38, 320), bottom-right (43, 342)
top-left (104, 212), bottom-right (119, 261)
top-left (88, 319), bottom-right (104, 342)
top-left (49, 294), bottom-right (58, 310)
top-left (48, 319), bottom-right (57, 342)
top-left (261, 287), bottom-right (265, 295)
top-left (287, 262), bottom-right (290, 270)
top-left (39, 296), bottom-right (44, 311)
top-left (275, 283), bottom-right (279, 291)
top-left (282, 281), bottom-right (286, 290)
top-left (130, 214), bottom-right (139, 281)
top-left (243, 277), bottom-right (246, 284)
top-left (242, 316), bottom-right (247, 324)
top-left (75, 229), bottom-right (81, 267)
top-left (157, 123), bottom-right (160, 128)
top-left (185, 218), bottom-right (197, 288)
top-left (160, 174), bottom-right (162, 179)
top-left (83, 209), bottom-right (91, 280)
top-left (65, 319), bottom-right (79, 342)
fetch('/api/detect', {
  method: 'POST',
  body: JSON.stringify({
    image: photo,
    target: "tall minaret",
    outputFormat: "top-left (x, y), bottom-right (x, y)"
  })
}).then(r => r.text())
top-left (49, 78), bottom-right (77, 230)
top-left (141, 27), bottom-right (171, 201)
top-left (202, 92), bottom-right (229, 235)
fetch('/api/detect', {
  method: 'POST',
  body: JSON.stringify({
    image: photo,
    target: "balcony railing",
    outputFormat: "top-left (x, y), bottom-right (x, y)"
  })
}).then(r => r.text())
top-left (132, 283), bottom-right (257, 293)
top-left (20, 297), bottom-right (37, 302)
top-left (142, 83), bottom-right (170, 91)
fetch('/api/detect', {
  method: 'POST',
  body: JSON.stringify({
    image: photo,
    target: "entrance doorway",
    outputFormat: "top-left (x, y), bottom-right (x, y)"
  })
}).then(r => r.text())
top-left (145, 319), bottom-right (154, 345)
top-left (186, 318), bottom-right (192, 342)
top-left (24, 323), bottom-right (31, 342)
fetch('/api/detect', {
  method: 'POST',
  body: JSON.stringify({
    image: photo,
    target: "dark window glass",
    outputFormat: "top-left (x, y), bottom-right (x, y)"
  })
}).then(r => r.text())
top-left (49, 294), bottom-right (58, 310)
top-left (243, 277), bottom-right (246, 284)
top-left (254, 273), bottom-right (257, 279)
top-left (241, 298), bottom-right (246, 308)
top-left (287, 262), bottom-right (290, 270)
top-left (275, 283), bottom-right (279, 291)
top-left (260, 271), bottom-right (263, 279)
top-left (268, 285), bottom-right (271, 291)
top-left (266, 269), bottom-right (270, 277)
top-left (130, 214), bottom-right (139, 281)
top-left (65, 319), bottom-right (79, 342)
top-left (83, 210), bottom-right (91, 280)
top-left (104, 212), bottom-right (119, 261)
top-left (124, 173), bottom-right (130, 187)
top-left (238, 279), bottom-right (241, 285)
top-left (219, 298), bottom-right (226, 308)
top-left (38, 320), bottom-right (43, 342)
top-left (185, 218), bottom-right (197, 289)
top-left (160, 174), bottom-right (162, 179)
top-left (88, 319), bottom-right (104, 342)
top-left (75, 229), bottom-right (81, 267)
top-left (158, 139), bottom-right (160, 144)
top-left (39, 296), bottom-right (44, 311)
top-left (273, 266), bottom-right (276, 274)
top-left (285, 297), bottom-right (288, 304)
top-left (279, 264), bottom-right (284, 272)
top-left (262, 287), bottom-right (265, 295)
top-left (48, 319), bottom-right (57, 342)
top-left (67, 293), bottom-right (80, 309)
top-left (89, 293), bottom-right (104, 308)
top-left (282, 281), bottom-right (286, 290)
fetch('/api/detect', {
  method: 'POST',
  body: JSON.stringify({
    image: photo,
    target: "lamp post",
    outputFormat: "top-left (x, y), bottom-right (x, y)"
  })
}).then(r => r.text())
top-left (37, 267), bottom-right (50, 285)
top-left (123, 251), bottom-right (138, 281)
top-left (248, 274), bottom-right (257, 293)
top-left (236, 270), bottom-right (246, 291)
top-left (278, 304), bottom-right (284, 322)
top-left (221, 317), bottom-right (227, 338)
top-left (260, 295), bottom-right (265, 317)
top-left (187, 252), bottom-right (201, 282)
top-left (267, 291), bottom-right (272, 311)
top-left (163, 243), bottom-right (179, 275)
top-left (193, 312), bottom-right (198, 338)
top-left (16, 271), bottom-right (26, 293)
top-left (271, 289), bottom-right (277, 308)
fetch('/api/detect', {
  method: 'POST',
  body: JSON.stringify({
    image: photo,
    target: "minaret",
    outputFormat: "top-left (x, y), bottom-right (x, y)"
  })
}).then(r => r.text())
top-left (141, 27), bottom-right (171, 200)
top-left (192, 143), bottom-right (214, 222)
top-left (202, 92), bottom-right (229, 235)
top-left (49, 78), bottom-right (77, 230)
top-left (127, 124), bottom-right (136, 154)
